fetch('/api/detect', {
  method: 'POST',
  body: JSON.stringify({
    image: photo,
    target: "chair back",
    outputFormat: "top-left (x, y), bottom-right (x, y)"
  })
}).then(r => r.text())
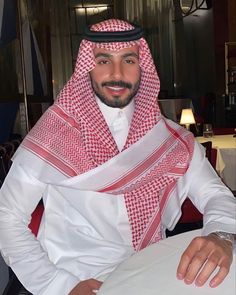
top-left (213, 127), bottom-right (236, 135)
top-left (201, 141), bottom-right (212, 163)
top-left (200, 141), bottom-right (217, 169)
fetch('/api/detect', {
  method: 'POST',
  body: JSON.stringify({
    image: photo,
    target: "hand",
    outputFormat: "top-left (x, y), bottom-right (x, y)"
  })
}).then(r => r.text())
top-left (176, 234), bottom-right (233, 287)
top-left (68, 279), bottom-right (102, 295)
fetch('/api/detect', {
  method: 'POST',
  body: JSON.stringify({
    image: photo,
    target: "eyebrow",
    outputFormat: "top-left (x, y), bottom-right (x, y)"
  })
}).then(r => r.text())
top-left (122, 52), bottom-right (139, 59)
top-left (94, 52), bottom-right (139, 59)
top-left (94, 53), bottom-right (112, 58)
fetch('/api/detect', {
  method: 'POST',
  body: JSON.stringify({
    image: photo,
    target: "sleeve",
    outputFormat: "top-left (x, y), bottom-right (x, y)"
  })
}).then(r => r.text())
top-left (0, 162), bottom-right (79, 295)
top-left (186, 141), bottom-right (236, 236)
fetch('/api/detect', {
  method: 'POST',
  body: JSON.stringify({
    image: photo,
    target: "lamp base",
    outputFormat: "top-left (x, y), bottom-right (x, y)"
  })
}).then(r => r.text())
top-left (185, 124), bottom-right (190, 131)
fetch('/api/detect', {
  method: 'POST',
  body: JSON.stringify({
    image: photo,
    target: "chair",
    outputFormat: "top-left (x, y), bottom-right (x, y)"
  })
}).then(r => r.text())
top-left (0, 103), bottom-right (19, 144)
top-left (0, 146), bottom-right (7, 187)
top-left (1, 142), bottom-right (15, 171)
top-left (0, 139), bottom-right (22, 187)
top-left (213, 127), bottom-right (236, 135)
top-left (211, 147), bottom-right (217, 168)
top-left (166, 141), bottom-right (214, 237)
top-left (201, 141), bottom-right (212, 162)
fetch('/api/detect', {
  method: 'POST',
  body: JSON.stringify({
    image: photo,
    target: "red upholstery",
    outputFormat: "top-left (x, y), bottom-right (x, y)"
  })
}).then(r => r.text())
top-left (178, 141), bottom-right (216, 224)
top-left (28, 203), bottom-right (44, 236)
top-left (179, 198), bottom-right (202, 223)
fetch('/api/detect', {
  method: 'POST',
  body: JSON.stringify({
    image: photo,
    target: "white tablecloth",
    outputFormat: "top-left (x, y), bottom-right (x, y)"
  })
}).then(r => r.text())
top-left (98, 230), bottom-right (236, 295)
top-left (197, 135), bottom-right (236, 190)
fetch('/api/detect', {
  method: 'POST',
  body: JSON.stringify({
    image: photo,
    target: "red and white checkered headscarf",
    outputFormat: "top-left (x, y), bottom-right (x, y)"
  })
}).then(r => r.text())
top-left (22, 19), bottom-right (194, 250)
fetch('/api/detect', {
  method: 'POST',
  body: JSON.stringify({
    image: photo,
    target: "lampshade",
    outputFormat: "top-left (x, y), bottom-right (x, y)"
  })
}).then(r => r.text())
top-left (180, 108), bottom-right (195, 130)
top-left (180, 0), bottom-right (193, 13)
top-left (179, 0), bottom-right (211, 16)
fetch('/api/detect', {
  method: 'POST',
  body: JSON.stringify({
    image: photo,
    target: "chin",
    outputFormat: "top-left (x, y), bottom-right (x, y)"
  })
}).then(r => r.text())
top-left (96, 91), bottom-right (134, 108)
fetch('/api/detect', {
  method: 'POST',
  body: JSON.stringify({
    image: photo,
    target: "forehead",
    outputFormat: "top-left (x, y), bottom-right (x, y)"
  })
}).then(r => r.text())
top-left (93, 45), bottom-right (139, 57)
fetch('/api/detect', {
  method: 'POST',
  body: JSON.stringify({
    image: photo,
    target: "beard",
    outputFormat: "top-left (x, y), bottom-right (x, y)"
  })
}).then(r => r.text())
top-left (92, 80), bottom-right (140, 108)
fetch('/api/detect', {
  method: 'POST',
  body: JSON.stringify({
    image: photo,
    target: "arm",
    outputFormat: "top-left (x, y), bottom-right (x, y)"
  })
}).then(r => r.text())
top-left (187, 142), bottom-right (236, 235)
top-left (177, 141), bottom-right (236, 287)
top-left (0, 162), bottom-right (79, 294)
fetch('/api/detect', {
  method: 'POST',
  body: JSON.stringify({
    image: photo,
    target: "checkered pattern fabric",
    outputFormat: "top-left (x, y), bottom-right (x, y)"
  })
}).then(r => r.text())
top-left (22, 19), bottom-right (194, 251)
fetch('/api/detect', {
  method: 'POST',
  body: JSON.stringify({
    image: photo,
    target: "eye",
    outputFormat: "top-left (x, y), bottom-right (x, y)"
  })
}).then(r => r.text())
top-left (96, 59), bottom-right (110, 65)
top-left (124, 58), bottom-right (137, 64)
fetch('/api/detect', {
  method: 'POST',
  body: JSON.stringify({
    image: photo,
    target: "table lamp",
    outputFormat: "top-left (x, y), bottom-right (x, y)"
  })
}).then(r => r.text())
top-left (180, 108), bottom-right (195, 130)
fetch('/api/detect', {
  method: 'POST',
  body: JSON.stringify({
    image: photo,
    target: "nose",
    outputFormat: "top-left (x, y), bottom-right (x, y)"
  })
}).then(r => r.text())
top-left (111, 62), bottom-right (123, 80)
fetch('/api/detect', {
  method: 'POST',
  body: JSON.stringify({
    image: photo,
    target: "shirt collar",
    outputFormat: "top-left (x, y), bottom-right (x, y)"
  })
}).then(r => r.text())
top-left (96, 96), bottom-right (135, 127)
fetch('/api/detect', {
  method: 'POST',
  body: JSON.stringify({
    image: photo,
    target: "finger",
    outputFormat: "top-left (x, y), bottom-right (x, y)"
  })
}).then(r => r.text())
top-left (92, 288), bottom-right (101, 294)
top-left (92, 285), bottom-right (102, 294)
top-left (183, 250), bottom-right (209, 284)
top-left (177, 237), bottom-right (208, 283)
top-left (209, 260), bottom-right (230, 288)
top-left (89, 279), bottom-right (103, 289)
top-left (194, 255), bottom-right (220, 286)
top-left (183, 237), bottom-right (220, 285)
top-left (177, 237), bottom-right (203, 280)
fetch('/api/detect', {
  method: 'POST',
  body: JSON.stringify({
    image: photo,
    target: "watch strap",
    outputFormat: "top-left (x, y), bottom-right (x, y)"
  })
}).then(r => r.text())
top-left (211, 231), bottom-right (235, 245)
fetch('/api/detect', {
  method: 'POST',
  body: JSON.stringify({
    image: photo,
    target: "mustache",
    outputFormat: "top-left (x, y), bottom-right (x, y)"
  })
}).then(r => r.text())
top-left (101, 80), bottom-right (132, 89)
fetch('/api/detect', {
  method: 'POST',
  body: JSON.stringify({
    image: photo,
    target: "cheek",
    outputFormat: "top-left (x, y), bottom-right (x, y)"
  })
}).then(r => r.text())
top-left (90, 70), bottom-right (98, 83)
top-left (90, 71), bottom-right (102, 88)
top-left (126, 66), bottom-right (141, 83)
top-left (91, 80), bottom-right (100, 92)
top-left (91, 69), bottom-right (109, 86)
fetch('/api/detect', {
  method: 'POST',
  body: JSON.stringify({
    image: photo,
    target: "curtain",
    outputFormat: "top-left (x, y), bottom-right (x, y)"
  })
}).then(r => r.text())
top-left (50, 0), bottom-right (72, 99)
top-left (49, 0), bottom-right (177, 99)
top-left (118, 0), bottom-right (175, 97)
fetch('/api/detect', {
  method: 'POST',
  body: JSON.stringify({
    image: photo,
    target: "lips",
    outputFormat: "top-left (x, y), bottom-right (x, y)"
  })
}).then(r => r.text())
top-left (105, 86), bottom-right (127, 96)
top-left (107, 86), bottom-right (124, 91)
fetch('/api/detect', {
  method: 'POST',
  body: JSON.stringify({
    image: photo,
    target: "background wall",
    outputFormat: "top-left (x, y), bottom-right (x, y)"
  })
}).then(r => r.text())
top-left (177, 8), bottom-right (216, 118)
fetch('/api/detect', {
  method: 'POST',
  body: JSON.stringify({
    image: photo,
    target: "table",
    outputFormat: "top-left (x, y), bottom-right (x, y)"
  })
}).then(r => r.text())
top-left (98, 230), bottom-right (236, 295)
top-left (197, 134), bottom-right (236, 191)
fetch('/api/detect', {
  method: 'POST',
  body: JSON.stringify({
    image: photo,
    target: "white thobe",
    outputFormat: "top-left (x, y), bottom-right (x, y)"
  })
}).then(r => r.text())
top-left (0, 100), bottom-right (235, 295)
top-left (96, 96), bottom-right (134, 151)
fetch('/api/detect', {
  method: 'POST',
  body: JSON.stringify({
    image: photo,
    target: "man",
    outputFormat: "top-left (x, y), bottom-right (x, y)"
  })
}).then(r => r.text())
top-left (0, 19), bottom-right (235, 295)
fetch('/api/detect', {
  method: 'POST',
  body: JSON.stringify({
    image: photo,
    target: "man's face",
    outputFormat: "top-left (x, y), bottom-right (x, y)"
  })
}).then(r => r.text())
top-left (90, 45), bottom-right (141, 108)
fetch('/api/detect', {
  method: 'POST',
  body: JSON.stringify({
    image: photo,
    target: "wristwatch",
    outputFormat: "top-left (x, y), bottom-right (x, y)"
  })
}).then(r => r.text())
top-left (211, 231), bottom-right (235, 245)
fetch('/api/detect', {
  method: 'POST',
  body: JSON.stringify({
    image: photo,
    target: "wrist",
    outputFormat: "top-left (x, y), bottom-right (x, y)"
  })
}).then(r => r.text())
top-left (209, 231), bottom-right (235, 246)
